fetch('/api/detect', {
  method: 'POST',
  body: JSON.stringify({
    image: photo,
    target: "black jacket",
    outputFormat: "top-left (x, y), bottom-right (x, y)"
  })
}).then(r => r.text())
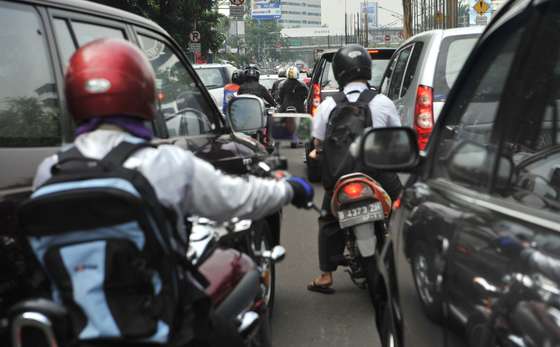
top-left (278, 79), bottom-right (308, 113)
top-left (238, 80), bottom-right (277, 106)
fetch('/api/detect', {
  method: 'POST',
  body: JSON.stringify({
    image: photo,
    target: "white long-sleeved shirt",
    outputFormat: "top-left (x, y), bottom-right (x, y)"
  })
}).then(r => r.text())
top-left (33, 128), bottom-right (293, 226)
top-left (312, 82), bottom-right (401, 141)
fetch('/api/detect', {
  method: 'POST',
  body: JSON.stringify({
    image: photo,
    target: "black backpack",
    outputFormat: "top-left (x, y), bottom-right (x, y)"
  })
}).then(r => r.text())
top-left (18, 141), bottom-right (209, 345)
top-left (321, 89), bottom-right (377, 190)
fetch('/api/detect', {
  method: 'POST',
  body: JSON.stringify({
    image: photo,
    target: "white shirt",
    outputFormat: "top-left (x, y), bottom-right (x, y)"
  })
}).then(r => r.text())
top-left (34, 129), bottom-right (293, 225)
top-left (312, 82), bottom-right (401, 141)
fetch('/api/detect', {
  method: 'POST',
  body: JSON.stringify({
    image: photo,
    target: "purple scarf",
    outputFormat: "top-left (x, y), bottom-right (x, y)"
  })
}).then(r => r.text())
top-left (75, 116), bottom-right (153, 140)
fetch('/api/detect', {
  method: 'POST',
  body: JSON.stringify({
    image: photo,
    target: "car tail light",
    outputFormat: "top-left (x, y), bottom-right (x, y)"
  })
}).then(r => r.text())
top-left (414, 85), bottom-right (434, 150)
top-left (342, 182), bottom-right (366, 200)
top-left (311, 83), bottom-right (321, 117)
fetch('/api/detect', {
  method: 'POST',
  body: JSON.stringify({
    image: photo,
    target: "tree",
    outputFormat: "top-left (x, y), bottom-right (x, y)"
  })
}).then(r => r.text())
top-left (402, 0), bottom-right (412, 38)
top-left (244, 19), bottom-right (284, 63)
top-left (88, 0), bottom-right (225, 55)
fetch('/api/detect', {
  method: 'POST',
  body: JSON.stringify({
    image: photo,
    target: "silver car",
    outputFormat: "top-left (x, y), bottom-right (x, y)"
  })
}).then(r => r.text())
top-left (379, 26), bottom-right (483, 150)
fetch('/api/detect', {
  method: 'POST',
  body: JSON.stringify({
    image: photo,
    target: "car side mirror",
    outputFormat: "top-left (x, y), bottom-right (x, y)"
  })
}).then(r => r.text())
top-left (447, 141), bottom-right (513, 190)
top-left (228, 95), bottom-right (266, 133)
top-left (359, 127), bottom-right (420, 171)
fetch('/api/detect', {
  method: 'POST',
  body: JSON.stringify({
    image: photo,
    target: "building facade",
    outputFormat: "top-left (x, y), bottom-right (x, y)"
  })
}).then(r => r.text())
top-left (279, 0), bottom-right (322, 28)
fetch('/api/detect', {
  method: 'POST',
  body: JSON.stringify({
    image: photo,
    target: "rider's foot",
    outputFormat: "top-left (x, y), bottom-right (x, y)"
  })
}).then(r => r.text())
top-left (307, 272), bottom-right (335, 294)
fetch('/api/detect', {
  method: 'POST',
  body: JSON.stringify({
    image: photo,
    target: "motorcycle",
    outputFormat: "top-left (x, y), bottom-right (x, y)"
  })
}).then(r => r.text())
top-left (8, 158), bottom-right (300, 347)
top-left (329, 172), bottom-right (392, 302)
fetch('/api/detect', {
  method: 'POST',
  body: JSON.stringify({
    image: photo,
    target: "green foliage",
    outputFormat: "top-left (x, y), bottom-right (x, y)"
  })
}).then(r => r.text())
top-left (88, 0), bottom-right (225, 54)
top-left (244, 19), bottom-right (284, 62)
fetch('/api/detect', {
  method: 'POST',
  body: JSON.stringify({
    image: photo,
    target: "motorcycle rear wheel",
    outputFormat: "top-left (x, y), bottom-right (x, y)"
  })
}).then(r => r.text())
top-left (360, 255), bottom-right (379, 306)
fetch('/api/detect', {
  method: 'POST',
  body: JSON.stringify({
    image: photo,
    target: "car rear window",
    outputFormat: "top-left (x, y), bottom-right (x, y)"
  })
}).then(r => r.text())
top-left (260, 78), bottom-right (276, 90)
top-left (433, 34), bottom-right (479, 101)
top-left (196, 68), bottom-right (226, 89)
top-left (322, 51), bottom-right (394, 90)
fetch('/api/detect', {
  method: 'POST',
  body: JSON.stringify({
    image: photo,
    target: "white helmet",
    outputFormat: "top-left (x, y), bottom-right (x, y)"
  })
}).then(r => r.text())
top-left (286, 66), bottom-right (299, 80)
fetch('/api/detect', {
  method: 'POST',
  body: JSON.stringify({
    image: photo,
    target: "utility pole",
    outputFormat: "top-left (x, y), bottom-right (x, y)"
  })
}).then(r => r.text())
top-left (402, 0), bottom-right (412, 38)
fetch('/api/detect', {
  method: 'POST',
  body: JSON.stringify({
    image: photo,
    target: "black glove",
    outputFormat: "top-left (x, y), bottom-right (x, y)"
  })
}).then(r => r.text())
top-left (287, 176), bottom-right (314, 208)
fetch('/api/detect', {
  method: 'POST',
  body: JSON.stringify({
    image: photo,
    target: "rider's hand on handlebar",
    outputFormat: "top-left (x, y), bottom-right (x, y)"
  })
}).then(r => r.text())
top-left (286, 176), bottom-right (314, 209)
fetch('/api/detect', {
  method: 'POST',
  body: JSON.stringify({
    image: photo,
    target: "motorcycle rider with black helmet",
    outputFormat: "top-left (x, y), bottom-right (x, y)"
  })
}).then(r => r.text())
top-left (31, 38), bottom-right (315, 346)
top-left (307, 44), bottom-right (403, 294)
top-left (238, 65), bottom-right (277, 106)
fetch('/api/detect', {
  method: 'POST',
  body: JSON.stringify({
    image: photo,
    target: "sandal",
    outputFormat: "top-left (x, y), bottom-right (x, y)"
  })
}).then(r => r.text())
top-left (307, 280), bottom-right (335, 294)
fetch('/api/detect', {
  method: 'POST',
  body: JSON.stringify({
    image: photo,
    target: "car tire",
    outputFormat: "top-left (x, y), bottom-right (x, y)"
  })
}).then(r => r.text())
top-left (411, 243), bottom-right (443, 322)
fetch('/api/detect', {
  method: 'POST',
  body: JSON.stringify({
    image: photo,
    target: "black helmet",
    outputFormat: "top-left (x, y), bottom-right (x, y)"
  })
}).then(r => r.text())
top-left (244, 65), bottom-right (260, 81)
top-left (332, 44), bottom-right (371, 87)
top-left (278, 67), bottom-right (287, 78)
top-left (232, 69), bottom-right (244, 85)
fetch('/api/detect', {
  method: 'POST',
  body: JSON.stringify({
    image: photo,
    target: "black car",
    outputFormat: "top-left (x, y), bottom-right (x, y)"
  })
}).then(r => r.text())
top-left (356, 1), bottom-right (560, 347)
top-left (304, 48), bottom-right (396, 182)
top-left (0, 0), bottom-right (282, 337)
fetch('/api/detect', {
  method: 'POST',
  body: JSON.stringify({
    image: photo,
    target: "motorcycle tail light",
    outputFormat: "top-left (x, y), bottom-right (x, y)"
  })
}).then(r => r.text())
top-left (342, 182), bottom-right (366, 200)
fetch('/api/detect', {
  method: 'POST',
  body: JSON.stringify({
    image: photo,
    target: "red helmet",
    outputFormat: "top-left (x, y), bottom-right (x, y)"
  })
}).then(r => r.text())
top-left (65, 38), bottom-right (156, 122)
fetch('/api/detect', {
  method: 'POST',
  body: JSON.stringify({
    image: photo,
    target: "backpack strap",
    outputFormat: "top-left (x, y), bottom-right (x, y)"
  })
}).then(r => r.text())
top-left (101, 141), bottom-right (155, 167)
top-left (331, 92), bottom-right (348, 105)
top-left (356, 89), bottom-right (377, 104)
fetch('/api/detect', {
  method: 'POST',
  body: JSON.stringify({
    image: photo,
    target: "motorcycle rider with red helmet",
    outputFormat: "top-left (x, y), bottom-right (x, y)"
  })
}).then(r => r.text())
top-left (32, 38), bottom-right (314, 346)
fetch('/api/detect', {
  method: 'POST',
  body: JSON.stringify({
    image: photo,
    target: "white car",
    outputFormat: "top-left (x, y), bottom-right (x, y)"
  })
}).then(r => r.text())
top-left (379, 26), bottom-right (484, 150)
top-left (193, 63), bottom-right (237, 111)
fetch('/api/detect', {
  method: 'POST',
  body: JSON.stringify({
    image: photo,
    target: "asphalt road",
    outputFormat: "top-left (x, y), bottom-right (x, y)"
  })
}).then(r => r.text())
top-left (271, 146), bottom-right (382, 347)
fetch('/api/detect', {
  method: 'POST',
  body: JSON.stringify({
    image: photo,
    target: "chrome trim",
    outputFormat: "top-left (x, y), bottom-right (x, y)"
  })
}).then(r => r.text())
top-left (12, 312), bottom-right (59, 347)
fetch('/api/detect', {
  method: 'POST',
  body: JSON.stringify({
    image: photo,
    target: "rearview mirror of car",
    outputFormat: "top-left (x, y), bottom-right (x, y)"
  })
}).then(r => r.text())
top-left (270, 113), bottom-right (312, 143)
top-left (359, 127), bottom-right (420, 171)
top-left (228, 95), bottom-right (267, 133)
top-left (447, 141), bottom-right (513, 190)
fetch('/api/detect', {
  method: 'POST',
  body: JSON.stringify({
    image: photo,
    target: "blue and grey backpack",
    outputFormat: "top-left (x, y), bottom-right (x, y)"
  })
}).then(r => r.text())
top-left (18, 141), bottom-right (208, 345)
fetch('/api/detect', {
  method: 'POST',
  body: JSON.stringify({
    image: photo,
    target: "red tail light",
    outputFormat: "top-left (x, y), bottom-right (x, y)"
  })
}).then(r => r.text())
top-left (414, 85), bottom-right (434, 150)
top-left (311, 83), bottom-right (321, 117)
top-left (342, 183), bottom-right (365, 200)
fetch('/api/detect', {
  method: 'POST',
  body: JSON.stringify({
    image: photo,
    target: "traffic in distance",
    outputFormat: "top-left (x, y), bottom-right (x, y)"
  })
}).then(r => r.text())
top-left (1, 0), bottom-right (559, 347)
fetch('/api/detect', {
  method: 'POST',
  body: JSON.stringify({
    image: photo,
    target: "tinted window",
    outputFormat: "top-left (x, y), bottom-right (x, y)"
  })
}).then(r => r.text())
top-left (73, 21), bottom-right (125, 46)
top-left (401, 42), bottom-right (423, 97)
top-left (433, 35), bottom-right (479, 101)
top-left (53, 19), bottom-right (76, 71)
top-left (321, 61), bottom-right (339, 90)
top-left (196, 68), bottom-right (226, 89)
top-left (138, 35), bottom-right (215, 136)
top-left (432, 27), bottom-right (524, 190)
top-left (0, 3), bottom-right (61, 147)
top-left (387, 45), bottom-right (413, 100)
top-left (323, 56), bottom-right (394, 91)
top-left (497, 5), bottom-right (560, 214)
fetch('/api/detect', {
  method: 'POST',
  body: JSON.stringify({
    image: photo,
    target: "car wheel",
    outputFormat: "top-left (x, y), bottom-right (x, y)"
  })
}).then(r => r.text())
top-left (380, 302), bottom-right (396, 347)
top-left (251, 222), bottom-right (276, 315)
top-left (411, 243), bottom-right (443, 322)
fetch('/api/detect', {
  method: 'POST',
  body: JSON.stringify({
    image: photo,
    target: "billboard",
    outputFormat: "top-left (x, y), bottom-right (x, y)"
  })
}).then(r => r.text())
top-left (360, 1), bottom-right (379, 29)
top-left (251, 0), bottom-right (281, 20)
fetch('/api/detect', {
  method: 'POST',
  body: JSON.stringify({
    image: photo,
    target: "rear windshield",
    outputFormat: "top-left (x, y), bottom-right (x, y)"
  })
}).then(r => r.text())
top-left (433, 34), bottom-right (479, 101)
top-left (260, 78), bottom-right (276, 90)
top-left (195, 68), bottom-right (225, 89)
top-left (321, 50), bottom-right (394, 90)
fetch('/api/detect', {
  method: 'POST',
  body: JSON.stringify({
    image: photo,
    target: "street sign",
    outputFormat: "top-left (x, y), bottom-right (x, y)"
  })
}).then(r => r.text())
top-left (189, 43), bottom-right (201, 52)
top-left (189, 31), bottom-right (201, 43)
top-left (475, 15), bottom-right (488, 25)
top-left (473, 0), bottom-right (490, 16)
top-left (384, 34), bottom-right (391, 42)
top-left (230, 5), bottom-right (244, 19)
top-left (230, 0), bottom-right (244, 5)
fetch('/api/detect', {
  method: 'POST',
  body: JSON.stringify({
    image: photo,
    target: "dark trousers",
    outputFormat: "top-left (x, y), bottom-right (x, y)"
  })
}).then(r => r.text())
top-left (318, 171), bottom-right (403, 272)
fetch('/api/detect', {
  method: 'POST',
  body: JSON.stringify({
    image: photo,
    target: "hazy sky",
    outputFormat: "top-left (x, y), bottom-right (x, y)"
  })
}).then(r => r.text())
top-left (321, 0), bottom-right (403, 32)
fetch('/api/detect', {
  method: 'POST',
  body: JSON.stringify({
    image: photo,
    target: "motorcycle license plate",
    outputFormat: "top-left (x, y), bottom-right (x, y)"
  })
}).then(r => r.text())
top-left (337, 202), bottom-right (384, 228)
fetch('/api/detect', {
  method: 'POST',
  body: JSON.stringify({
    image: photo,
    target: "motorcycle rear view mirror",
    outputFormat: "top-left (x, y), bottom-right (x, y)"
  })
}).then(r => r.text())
top-left (270, 113), bottom-right (312, 143)
top-left (228, 95), bottom-right (267, 133)
top-left (360, 127), bottom-right (420, 171)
